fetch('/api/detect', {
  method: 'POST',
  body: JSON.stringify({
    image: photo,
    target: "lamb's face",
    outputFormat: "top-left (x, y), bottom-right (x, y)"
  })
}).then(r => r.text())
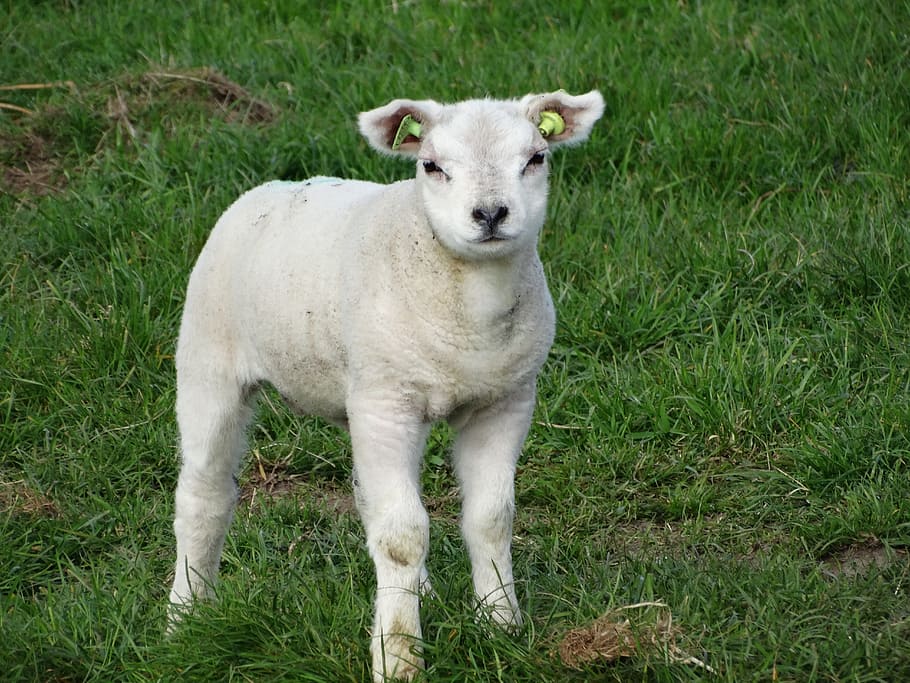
top-left (358, 90), bottom-right (605, 261)
top-left (416, 101), bottom-right (550, 261)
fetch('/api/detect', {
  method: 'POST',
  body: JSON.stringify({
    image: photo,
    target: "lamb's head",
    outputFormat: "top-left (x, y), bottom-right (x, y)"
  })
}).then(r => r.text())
top-left (359, 90), bottom-right (605, 261)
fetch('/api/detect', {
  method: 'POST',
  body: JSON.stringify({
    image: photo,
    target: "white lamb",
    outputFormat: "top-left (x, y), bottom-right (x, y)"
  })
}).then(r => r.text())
top-left (168, 89), bottom-right (605, 681)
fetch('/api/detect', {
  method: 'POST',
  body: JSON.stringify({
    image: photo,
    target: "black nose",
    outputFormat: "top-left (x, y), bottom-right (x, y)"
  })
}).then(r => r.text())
top-left (472, 205), bottom-right (509, 230)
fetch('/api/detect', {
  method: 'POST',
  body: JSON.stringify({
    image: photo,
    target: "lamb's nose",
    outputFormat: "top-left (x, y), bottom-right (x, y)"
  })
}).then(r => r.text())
top-left (471, 205), bottom-right (509, 230)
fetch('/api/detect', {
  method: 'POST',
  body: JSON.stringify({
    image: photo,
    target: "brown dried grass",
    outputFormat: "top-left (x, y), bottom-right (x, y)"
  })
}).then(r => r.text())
top-left (557, 601), bottom-right (716, 674)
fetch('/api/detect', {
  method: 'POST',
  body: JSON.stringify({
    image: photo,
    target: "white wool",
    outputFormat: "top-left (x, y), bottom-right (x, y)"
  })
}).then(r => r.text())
top-left (169, 89), bottom-right (604, 682)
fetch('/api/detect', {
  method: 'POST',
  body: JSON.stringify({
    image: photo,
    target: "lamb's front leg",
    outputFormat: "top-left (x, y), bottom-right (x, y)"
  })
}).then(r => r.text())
top-left (452, 383), bottom-right (536, 629)
top-left (348, 397), bottom-right (431, 683)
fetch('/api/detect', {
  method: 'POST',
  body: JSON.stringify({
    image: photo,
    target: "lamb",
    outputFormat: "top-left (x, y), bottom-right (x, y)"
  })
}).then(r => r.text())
top-left (168, 89), bottom-right (605, 681)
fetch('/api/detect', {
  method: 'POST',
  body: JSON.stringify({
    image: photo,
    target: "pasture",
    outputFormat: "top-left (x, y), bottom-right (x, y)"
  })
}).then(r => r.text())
top-left (2, 1), bottom-right (908, 680)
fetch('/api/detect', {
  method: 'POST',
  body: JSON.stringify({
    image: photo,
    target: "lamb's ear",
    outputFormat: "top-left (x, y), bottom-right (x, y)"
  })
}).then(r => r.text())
top-left (358, 99), bottom-right (444, 158)
top-left (521, 90), bottom-right (605, 148)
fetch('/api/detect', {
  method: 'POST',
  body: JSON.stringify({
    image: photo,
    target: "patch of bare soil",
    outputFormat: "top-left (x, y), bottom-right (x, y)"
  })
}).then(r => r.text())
top-left (1, 68), bottom-right (276, 196)
top-left (1, 130), bottom-right (65, 195)
top-left (0, 479), bottom-right (60, 517)
top-left (820, 540), bottom-right (907, 579)
top-left (424, 487), bottom-right (460, 520)
top-left (556, 602), bottom-right (715, 674)
top-left (239, 450), bottom-right (305, 505)
top-left (237, 447), bottom-right (462, 521)
top-left (1, 81), bottom-right (74, 194)
top-left (239, 450), bottom-right (356, 515)
top-left (614, 518), bottom-right (691, 558)
top-left (98, 66), bottom-right (276, 150)
top-left (135, 68), bottom-right (276, 125)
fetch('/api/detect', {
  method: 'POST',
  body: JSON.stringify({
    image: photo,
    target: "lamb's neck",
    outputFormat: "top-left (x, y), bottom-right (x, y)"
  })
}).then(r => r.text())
top-left (394, 207), bottom-right (539, 333)
top-left (458, 255), bottom-right (531, 323)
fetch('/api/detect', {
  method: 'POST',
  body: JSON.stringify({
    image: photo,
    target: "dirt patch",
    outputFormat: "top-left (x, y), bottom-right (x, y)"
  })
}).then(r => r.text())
top-left (135, 68), bottom-right (276, 125)
top-left (239, 450), bottom-right (357, 515)
top-left (239, 450), bottom-right (305, 504)
top-left (238, 449), bottom-right (463, 521)
top-left (424, 487), bottom-right (460, 520)
top-left (556, 602), bottom-right (714, 673)
top-left (0, 127), bottom-right (69, 195)
top-left (100, 67), bottom-right (277, 140)
top-left (820, 540), bottom-right (907, 579)
top-left (315, 486), bottom-right (357, 515)
top-left (1, 67), bottom-right (277, 196)
top-left (613, 518), bottom-right (691, 558)
top-left (0, 480), bottom-right (60, 517)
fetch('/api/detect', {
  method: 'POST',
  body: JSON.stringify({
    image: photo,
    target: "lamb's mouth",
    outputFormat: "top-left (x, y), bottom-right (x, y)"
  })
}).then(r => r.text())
top-left (473, 232), bottom-right (512, 243)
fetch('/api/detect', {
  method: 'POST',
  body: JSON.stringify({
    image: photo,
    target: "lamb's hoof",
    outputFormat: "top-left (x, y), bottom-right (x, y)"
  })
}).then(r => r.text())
top-left (475, 599), bottom-right (523, 635)
top-left (372, 635), bottom-right (424, 682)
top-left (165, 600), bottom-right (192, 635)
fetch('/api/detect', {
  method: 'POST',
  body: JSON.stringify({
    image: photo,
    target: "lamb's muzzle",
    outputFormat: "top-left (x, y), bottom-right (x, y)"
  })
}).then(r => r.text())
top-left (168, 88), bottom-right (605, 682)
top-left (472, 205), bottom-right (510, 231)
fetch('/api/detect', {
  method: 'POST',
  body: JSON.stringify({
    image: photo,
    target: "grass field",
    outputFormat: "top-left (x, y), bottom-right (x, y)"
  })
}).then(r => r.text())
top-left (2, 1), bottom-right (909, 680)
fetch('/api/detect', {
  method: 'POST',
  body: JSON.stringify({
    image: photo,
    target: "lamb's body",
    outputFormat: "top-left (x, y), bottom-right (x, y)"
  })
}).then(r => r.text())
top-left (184, 177), bottom-right (553, 426)
top-left (169, 90), bottom-right (604, 682)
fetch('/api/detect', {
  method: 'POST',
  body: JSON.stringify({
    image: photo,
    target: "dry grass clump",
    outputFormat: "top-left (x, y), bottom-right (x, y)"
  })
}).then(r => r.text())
top-left (557, 601), bottom-right (716, 674)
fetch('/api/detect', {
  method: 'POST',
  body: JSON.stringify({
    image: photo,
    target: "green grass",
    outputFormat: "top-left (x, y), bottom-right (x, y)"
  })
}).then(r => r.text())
top-left (2, 0), bottom-right (909, 680)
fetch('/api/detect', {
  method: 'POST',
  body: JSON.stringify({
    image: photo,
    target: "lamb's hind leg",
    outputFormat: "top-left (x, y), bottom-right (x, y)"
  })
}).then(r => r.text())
top-left (168, 366), bottom-right (255, 624)
top-left (452, 383), bottom-right (535, 629)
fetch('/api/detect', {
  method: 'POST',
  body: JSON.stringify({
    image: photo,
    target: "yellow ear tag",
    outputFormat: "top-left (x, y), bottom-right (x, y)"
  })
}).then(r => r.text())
top-left (392, 114), bottom-right (422, 150)
top-left (538, 111), bottom-right (566, 138)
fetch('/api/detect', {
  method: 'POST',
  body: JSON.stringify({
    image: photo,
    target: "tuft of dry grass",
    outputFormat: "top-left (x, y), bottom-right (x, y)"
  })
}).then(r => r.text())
top-left (0, 80), bottom-right (77, 115)
top-left (557, 601), bottom-right (716, 674)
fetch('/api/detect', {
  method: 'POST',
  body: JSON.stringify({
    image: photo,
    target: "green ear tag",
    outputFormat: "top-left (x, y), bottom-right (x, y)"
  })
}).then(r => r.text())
top-left (538, 111), bottom-right (566, 138)
top-left (392, 114), bottom-right (422, 150)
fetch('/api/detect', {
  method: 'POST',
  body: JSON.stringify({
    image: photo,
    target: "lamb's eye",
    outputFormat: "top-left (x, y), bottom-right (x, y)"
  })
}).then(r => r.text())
top-left (422, 160), bottom-right (443, 175)
top-left (523, 152), bottom-right (547, 174)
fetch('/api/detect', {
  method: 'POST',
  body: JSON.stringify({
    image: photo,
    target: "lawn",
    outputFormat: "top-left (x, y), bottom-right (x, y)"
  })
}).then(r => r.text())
top-left (2, 1), bottom-right (909, 681)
